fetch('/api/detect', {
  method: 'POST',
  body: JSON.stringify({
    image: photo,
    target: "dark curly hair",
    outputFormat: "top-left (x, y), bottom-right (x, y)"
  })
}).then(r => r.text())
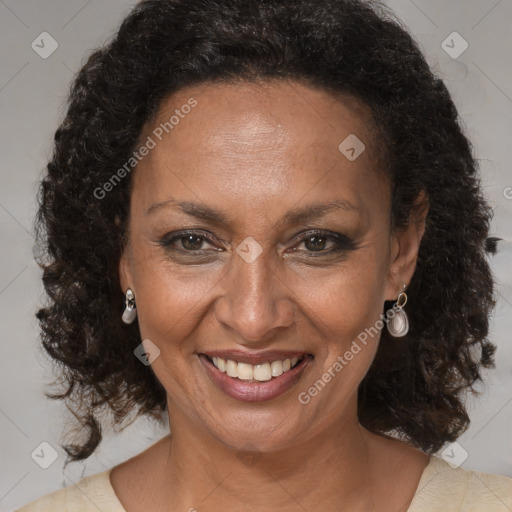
top-left (35, 0), bottom-right (499, 465)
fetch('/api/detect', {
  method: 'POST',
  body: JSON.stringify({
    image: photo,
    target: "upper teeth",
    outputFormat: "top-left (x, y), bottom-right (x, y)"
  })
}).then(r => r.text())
top-left (211, 356), bottom-right (303, 381)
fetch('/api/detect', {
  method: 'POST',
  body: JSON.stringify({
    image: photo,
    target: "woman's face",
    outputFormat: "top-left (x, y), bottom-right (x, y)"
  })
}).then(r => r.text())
top-left (120, 80), bottom-right (423, 451)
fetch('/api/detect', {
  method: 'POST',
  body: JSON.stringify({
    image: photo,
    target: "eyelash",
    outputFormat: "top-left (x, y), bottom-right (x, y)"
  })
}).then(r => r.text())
top-left (157, 229), bottom-right (358, 257)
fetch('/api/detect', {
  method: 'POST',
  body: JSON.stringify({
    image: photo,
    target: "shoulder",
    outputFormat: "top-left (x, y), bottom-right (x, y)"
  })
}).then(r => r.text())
top-left (14, 469), bottom-right (126, 512)
top-left (408, 455), bottom-right (512, 511)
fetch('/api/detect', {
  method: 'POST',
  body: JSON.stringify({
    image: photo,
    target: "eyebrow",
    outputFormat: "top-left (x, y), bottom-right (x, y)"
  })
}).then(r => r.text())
top-left (145, 197), bottom-right (359, 227)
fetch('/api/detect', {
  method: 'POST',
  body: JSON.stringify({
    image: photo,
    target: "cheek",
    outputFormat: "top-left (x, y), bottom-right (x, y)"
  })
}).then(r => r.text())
top-left (134, 259), bottom-right (223, 347)
top-left (295, 267), bottom-right (385, 413)
top-left (129, 254), bottom-right (222, 399)
top-left (293, 248), bottom-right (388, 401)
top-left (295, 250), bottom-right (387, 340)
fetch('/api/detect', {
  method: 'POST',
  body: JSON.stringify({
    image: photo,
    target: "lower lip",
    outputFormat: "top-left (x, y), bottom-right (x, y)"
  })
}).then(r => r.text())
top-left (199, 354), bottom-right (313, 402)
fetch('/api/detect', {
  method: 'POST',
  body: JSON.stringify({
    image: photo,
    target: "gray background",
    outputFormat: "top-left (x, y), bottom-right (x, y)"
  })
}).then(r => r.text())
top-left (1, 0), bottom-right (511, 510)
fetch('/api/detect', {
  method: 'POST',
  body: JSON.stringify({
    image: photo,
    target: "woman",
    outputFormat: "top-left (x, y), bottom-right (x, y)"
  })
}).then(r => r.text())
top-left (17, 0), bottom-right (512, 510)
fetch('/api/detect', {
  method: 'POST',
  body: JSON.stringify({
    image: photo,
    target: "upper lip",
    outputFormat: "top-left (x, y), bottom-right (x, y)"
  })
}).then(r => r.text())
top-left (200, 350), bottom-right (310, 365)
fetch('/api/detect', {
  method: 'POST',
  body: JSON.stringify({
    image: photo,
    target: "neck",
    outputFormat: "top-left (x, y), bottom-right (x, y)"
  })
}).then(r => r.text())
top-left (157, 400), bottom-right (379, 511)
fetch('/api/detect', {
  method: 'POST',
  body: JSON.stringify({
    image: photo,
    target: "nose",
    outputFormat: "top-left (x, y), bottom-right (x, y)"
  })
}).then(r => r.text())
top-left (214, 245), bottom-right (296, 343)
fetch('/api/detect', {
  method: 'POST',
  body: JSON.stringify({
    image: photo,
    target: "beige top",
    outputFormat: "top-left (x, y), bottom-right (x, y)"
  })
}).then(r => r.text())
top-left (15, 455), bottom-right (512, 511)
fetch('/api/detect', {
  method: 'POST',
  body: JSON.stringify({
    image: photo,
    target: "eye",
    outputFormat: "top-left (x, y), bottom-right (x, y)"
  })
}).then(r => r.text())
top-left (300, 233), bottom-right (333, 252)
top-left (178, 234), bottom-right (211, 251)
top-left (292, 230), bottom-right (358, 255)
top-left (158, 230), bottom-right (222, 253)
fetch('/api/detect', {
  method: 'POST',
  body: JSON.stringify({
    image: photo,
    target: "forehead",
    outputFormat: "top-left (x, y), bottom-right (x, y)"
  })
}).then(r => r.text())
top-left (148, 80), bottom-right (376, 157)
top-left (132, 80), bottom-right (389, 224)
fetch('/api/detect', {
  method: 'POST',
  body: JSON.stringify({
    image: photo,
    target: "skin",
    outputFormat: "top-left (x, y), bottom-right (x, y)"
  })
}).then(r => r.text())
top-left (114, 80), bottom-right (429, 512)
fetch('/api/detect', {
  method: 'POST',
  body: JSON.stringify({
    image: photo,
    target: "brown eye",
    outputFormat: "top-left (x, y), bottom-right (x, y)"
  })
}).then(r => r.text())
top-left (303, 234), bottom-right (329, 252)
top-left (180, 234), bottom-right (206, 251)
top-left (157, 230), bottom-right (222, 254)
top-left (291, 230), bottom-right (358, 257)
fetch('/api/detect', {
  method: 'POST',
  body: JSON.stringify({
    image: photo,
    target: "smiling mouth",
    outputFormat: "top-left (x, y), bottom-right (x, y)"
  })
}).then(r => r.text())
top-left (199, 352), bottom-right (314, 402)
top-left (202, 354), bottom-right (307, 382)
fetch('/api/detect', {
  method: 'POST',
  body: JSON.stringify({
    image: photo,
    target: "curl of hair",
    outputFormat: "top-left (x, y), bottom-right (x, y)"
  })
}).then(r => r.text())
top-left (35, 0), bottom-right (498, 464)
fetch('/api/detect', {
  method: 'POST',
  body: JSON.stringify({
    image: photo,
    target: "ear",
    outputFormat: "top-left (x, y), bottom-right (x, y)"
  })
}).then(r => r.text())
top-left (119, 243), bottom-right (134, 294)
top-left (385, 190), bottom-right (429, 301)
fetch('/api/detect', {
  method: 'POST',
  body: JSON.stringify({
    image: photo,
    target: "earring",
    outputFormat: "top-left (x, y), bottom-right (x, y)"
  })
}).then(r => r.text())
top-left (122, 288), bottom-right (137, 324)
top-left (386, 284), bottom-right (409, 337)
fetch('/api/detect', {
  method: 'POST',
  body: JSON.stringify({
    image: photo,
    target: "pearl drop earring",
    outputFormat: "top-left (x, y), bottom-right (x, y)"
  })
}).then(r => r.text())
top-left (122, 288), bottom-right (137, 324)
top-left (386, 284), bottom-right (409, 337)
